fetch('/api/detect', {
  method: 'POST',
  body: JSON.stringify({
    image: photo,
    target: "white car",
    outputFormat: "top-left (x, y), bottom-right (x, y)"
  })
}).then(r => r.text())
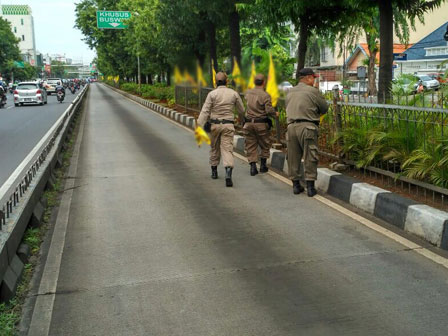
top-left (417, 75), bottom-right (440, 91)
top-left (278, 81), bottom-right (293, 92)
top-left (45, 78), bottom-right (63, 95)
top-left (14, 82), bottom-right (48, 106)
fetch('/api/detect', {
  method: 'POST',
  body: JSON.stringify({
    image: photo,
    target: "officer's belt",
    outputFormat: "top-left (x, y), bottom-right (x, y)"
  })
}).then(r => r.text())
top-left (289, 119), bottom-right (319, 126)
top-left (244, 117), bottom-right (270, 123)
top-left (210, 119), bottom-right (234, 124)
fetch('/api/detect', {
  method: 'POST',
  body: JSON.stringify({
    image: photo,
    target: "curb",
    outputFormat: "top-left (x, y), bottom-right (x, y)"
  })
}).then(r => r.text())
top-left (105, 84), bottom-right (448, 251)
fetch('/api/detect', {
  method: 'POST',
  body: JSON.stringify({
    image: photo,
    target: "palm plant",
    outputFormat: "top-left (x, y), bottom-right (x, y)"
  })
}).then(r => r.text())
top-left (402, 139), bottom-right (448, 188)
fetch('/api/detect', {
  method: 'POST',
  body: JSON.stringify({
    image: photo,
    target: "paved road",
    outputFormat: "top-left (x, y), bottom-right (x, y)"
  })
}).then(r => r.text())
top-left (0, 90), bottom-right (81, 187)
top-left (38, 84), bottom-right (448, 335)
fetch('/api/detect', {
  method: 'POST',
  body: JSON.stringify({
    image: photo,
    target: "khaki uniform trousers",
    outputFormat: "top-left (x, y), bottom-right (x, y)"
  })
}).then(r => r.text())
top-left (210, 124), bottom-right (235, 167)
top-left (243, 122), bottom-right (271, 163)
top-left (287, 122), bottom-right (319, 181)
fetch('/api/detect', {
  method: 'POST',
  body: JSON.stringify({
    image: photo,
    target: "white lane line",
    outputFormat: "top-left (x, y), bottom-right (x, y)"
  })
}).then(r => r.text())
top-left (28, 107), bottom-right (87, 336)
top-left (112, 85), bottom-right (448, 270)
top-left (7, 106), bottom-right (13, 109)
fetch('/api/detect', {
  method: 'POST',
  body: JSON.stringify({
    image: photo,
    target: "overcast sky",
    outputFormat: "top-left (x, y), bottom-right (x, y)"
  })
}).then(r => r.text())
top-left (4, 0), bottom-right (96, 64)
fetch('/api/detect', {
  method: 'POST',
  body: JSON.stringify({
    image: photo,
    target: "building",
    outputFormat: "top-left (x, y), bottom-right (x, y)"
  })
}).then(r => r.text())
top-left (0, 4), bottom-right (37, 65)
top-left (345, 43), bottom-right (412, 79)
top-left (316, 2), bottom-right (448, 79)
top-left (396, 22), bottom-right (448, 76)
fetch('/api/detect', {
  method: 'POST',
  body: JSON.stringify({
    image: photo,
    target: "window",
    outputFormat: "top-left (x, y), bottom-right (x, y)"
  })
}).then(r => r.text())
top-left (14, 27), bottom-right (17, 33)
top-left (425, 47), bottom-right (448, 56)
top-left (21, 18), bottom-right (24, 25)
top-left (22, 35), bottom-right (25, 41)
top-left (321, 47), bottom-right (328, 62)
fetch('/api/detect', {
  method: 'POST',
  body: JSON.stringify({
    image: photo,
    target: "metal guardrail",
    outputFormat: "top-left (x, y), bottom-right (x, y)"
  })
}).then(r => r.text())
top-left (0, 85), bottom-right (89, 230)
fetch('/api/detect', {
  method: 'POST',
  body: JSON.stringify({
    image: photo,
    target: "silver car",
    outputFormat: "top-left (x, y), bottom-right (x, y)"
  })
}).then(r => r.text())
top-left (417, 75), bottom-right (440, 91)
top-left (14, 82), bottom-right (48, 106)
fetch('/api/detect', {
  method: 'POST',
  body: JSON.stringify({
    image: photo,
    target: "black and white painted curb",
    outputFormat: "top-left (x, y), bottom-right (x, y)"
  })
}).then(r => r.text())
top-left (107, 84), bottom-right (448, 251)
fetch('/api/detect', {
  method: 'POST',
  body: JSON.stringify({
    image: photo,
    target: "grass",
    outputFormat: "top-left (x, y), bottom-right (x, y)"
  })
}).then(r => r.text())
top-left (0, 112), bottom-right (80, 336)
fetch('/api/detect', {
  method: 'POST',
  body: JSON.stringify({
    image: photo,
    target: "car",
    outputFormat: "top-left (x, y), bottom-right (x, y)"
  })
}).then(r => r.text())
top-left (14, 82), bottom-right (48, 106)
top-left (416, 74), bottom-right (440, 90)
top-left (45, 78), bottom-right (63, 95)
top-left (278, 81), bottom-right (293, 92)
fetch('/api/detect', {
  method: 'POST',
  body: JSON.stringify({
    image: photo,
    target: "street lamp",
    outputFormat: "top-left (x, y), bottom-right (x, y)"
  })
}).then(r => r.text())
top-left (134, 12), bottom-right (141, 90)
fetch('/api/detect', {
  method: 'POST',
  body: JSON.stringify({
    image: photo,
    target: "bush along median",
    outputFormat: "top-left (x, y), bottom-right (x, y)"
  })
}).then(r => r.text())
top-left (0, 108), bottom-right (83, 336)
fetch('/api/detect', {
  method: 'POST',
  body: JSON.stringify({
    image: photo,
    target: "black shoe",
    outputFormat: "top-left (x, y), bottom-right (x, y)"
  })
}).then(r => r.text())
top-left (225, 167), bottom-right (233, 187)
top-left (293, 180), bottom-right (304, 195)
top-left (260, 158), bottom-right (268, 173)
top-left (306, 180), bottom-right (317, 197)
top-left (250, 162), bottom-right (258, 176)
top-left (211, 166), bottom-right (218, 179)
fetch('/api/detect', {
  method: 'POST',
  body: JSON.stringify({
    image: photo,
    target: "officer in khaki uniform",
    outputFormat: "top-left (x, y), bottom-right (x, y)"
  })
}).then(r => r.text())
top-left (244, 74), bottom-right (278, 176)
top-left (286, 68), bottom-right (328, 197)
top-left (198, 72), bottom-right (245, 187)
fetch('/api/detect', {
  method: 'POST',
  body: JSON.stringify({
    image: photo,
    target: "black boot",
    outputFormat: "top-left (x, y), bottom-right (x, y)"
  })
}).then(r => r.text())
top-left (293, 180), bottom-right (304, 195)
top-left (260, 158), bottom-right (268, 173)
top-left (306, 180), bottom-right (317, 197)
top-left (250, 162), bottom-right (258, 176)
top-left (225, 167), bottom-right (233, 187)
top-left (211, 166), bottom-right (218, 179)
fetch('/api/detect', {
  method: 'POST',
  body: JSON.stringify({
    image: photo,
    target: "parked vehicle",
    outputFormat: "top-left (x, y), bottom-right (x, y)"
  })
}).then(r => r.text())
top-left (14, 82), bottom-right (48, 106)
top-left (416, 75), bottom-right (440, 90)
top-left (278, 81), bottom-right (293, 92)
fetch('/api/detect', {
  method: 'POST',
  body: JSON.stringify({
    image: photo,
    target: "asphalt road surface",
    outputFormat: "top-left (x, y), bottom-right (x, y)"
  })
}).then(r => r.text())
top-left (0, 90), bottom-right (81, 186)
top-left (34, 84), bottom-right (448, 336)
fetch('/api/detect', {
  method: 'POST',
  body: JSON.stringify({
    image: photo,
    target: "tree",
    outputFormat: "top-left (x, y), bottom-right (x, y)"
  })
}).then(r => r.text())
top-left (254, 0), bottom-right (356, 79)
top-left (348, 0), bottom-right (447, 102)
top-left (0, 17), bottom-right (21, 78)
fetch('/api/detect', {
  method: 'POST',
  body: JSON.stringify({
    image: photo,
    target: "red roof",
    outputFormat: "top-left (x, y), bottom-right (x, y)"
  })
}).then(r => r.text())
top-left (358, 43), bottom-right (413, 61)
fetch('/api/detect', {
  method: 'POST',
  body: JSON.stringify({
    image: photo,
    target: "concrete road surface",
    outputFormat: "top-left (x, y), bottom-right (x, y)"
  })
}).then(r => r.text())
top-left (32, 84), bottom-right (448, 336)
top-left (0, 90), bottom-right (81, 186)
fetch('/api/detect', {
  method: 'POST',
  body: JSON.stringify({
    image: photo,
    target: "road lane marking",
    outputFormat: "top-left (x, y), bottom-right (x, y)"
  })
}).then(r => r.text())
top-left (7, 106), bottom-right (13, 109)
top-left (114, 84), bottom-right (448, 271)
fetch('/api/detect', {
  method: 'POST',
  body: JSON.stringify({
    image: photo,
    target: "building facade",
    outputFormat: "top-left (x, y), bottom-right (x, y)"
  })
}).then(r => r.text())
top-left (0, 4), bottom-right (37, 65)
top-left (396, 22), bottom-right (448, 76)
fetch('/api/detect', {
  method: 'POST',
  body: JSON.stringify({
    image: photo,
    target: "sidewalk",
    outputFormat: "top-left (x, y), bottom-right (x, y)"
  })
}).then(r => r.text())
top-left (28, 84), bottom-right (448, 336)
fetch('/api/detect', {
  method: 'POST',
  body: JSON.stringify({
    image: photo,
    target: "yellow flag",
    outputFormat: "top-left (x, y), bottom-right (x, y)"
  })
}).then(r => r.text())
top-left (174, 66), bottom-right (183, 84)
top-left (212, 59), bottom-right (217, 88)
top-left (195, 126), bottom-right (211, 147)
top-left (266, 53), bottom-right (279, 107)
top-left (114, 75), bottom-right (120, 84)
top-left (247, 60), bottom-right (256, 90)
top-left (197, 62), bottom-right (207, 87)
top-left (232, 57), bottom-right (243, 88)
top-left (183, 70), bottom-right (196, 86)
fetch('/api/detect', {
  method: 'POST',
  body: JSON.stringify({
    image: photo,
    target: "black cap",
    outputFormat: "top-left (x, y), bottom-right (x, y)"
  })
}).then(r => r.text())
top-left (298, 68), bottom-right (317, 77)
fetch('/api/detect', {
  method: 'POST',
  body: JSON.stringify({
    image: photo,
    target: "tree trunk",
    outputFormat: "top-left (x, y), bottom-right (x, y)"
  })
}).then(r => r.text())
top-left (296, 16), bottom-right (310, 79)
top-left (148, 74), bottom-right (153, 85)
top-left (167, 67), bottom-right (171, 86)
top-left (157, 74), bottom-right (161, 83)
top-left (229, 5), bottom-right (241, 71)
top-left (368, 50), bottom-right (378, 96)
top-left (208, 20), bottom-right (218, 74)
top-left (378, 0), bottom-right (393, 103)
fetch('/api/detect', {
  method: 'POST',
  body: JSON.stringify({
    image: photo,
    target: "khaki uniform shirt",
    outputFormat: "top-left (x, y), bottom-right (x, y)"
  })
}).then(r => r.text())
top-left (198, 86), bottom-right (245, 127)
top-left (285, 83), bottom-right (328, 124)
top-left (244, 87), bottom-right (276, 119)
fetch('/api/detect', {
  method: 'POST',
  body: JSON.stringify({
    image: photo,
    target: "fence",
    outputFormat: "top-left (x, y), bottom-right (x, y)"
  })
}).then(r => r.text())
top-left (334, 82), bottom-right (448, 108)
top-left (175, 85), bottom-right (448, 208)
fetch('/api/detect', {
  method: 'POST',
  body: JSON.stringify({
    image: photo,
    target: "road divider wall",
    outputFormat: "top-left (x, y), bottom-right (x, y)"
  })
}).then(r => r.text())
top-left (104, 83), bottom-right (448, 252)
top-left (0, 85), bottom-right (89, 301)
